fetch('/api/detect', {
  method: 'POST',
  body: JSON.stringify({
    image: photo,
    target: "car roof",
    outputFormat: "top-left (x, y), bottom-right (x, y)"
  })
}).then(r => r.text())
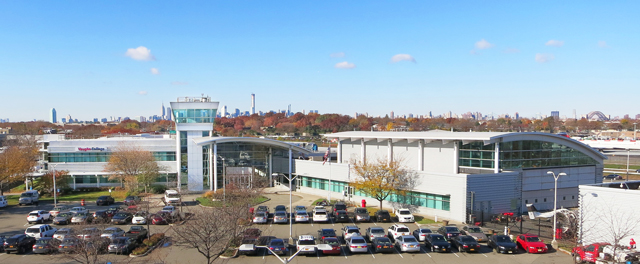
top-left (298, 235), bottom-right (314, 240)
top-left (369, 227), bottom-right (385, 230)
top-left (28, 224), bottom-right (47, 228)
top-left (377, 210), bottom-right (389, 213)
top-left (314, 208), bottom-right (327, 212)
top-left (399, 235), bottom-right (415, 239)
top-left (349, 236), bottom-right (365, 240)
top-left (165, 190), bottom-right (178, 194)
top-left (392, 224), bottom-right (408, 228)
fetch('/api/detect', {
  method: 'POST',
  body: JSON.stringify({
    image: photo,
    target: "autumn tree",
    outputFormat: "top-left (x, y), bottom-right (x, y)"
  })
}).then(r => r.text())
top-left (104, 143), bottom-right (162, 192)
top-left (350, 157), bottom-right (420, 209)
top-left (0, 138), bottom-right (39, 195)
top-left (34, 170), bottom-right (69, 195)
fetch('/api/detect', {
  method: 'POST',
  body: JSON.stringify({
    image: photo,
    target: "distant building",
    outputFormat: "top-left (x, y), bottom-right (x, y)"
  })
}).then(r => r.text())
top-left (251, 93), bottom-right (255, 115)
top-left (166, 107), bottom-right (172, 121)
top-left (50, 108), bottom-right (57, 123)
top-left (551, 111), bottom-right (560, 119)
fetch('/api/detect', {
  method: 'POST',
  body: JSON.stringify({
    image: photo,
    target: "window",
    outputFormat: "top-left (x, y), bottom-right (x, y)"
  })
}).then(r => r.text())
top-left (498, 140), bottom-right (597, 170)
top-left (525, 200), bottom-right (528, 204)
top-left (544, 198), bottom-right (547, 202)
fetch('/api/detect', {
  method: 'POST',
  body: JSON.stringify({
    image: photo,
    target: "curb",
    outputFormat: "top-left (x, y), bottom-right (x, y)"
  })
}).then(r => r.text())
top-left (219, 248), bottom-right (239, 259)
top-left (273, 191), bottom-right (304, 199)
top-left (557, 247), bottom-right (571, 255)
top-left (129, 237), bottom-right (166, 258)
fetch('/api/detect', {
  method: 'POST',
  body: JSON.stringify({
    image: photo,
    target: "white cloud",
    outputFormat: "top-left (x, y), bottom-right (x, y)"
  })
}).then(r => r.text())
top-left (171, 81), bottom-right (189, 85)
top-left (125, 46), bottom-right (156, 61)
top-left (535, 53), bottom-right (555, 63)
top-left (330, 52), bottom-right (345, 58)
top-left (598, 41), bottom-right (608, 48)
top-left (504, 48), bottom-right (520, 53)
top-left (150, 68), bottom-right (160, 75)
top-left (138, 91), bottom-right (148, 95)
top-left (390, 54), bottom-right (416, 63)
top-left (475, 39), bottom-right (494, 50)
top-left (545, 40), bottom-right (564, 47)
top-left (334, 61), bottom-right (356, 69)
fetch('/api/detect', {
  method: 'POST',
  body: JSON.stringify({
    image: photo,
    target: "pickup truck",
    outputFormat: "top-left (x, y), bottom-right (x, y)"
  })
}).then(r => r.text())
top-left (572, 243), bottom-right (610, 263)
top-left (124, 226), bottom-right (148, 242)
top-left (238, 228), bottom-right (262, 255)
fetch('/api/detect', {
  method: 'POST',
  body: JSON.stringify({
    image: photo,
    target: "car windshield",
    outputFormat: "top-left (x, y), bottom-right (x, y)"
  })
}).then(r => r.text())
top-left (126, 196), bottom-right (135, 200)
top-left (58, 213), bottom-right (70, 217)
top-left (446, 227), bottom-right (460, 232)
top-left (347, 229), bottom-right (359, 233)
top-left (398, 210), bottom-right (411, 214)
top-left (431, 235), bottom-right (446, 241)
top-left (420, 229), bottom-right (431, 233)
top-left (104, 229), bottom-right (119, 234)
top-left (397, 228), bottom-right (410, 232)
top-left (134, 212), bottom-right (146, 217)
top-left (376, 238), bottom-right (391, 243)
top-left (275, 206), bottom-right (286, 210)
top-left (98, 196), bottom-right (108, 199)
top-left (62, 238), bottom-right (77, 244)
top-left (275, 212), bottom-right (286, 216)
top-left (321, 230), bottom-right (334, 235)
top-left (270, 240), bottom-right (284, 247)
top-left (467, 227), bottom-right (482, 233)
top-left (21, 193), bottom-right (33, 197)
top-left (325, 239), bottom-right (340, 246)
top-left (167, 194), bottom-right (180, 198)
top-left (75, 213), bottom-right (87, 217)
top-left (370, 229), bottom-right (384, 234)
top-left (403, 237), bottom-right (417, 243)
top-left (71, 207), bottom-right (82, 211)
top-left (299, 240), bottom-right (315, 245)
top-left (526, 237), bottom-right (541, 242)
top-left (52, 207), bottom-right (64, 211)
top-left (296, 211), bottom-right (307, 216)
top-left (334, 204), bottom-right (346, 210)
top-left (26, 228), bottom-right (41, 233)
top-left (460, 236), bottom-right (476, 243)
top-left (351, 238), bottom-right (366, 244)
top-left (355, 208), bottom-right (368, 214)
top-left (255, 212), bottom-right (266, 217)
top-left (29, 212), bottom-right (39, 216)
top-left (112, 238), bottom-right (128, 244)
top-left (55, 230), bottom-right (70, 234)
top-left (496, 236), bottom-right (511, 242)
top-left (379, 211), bottom-right (389, 216)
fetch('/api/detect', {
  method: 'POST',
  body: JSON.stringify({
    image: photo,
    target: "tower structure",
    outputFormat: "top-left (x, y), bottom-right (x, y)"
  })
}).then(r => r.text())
top-left (170, 96), bottom-right (219, 191)
top-left (50, 108), bottom-right (57, 123)
top-left (162, 102), bottom-right (166, 120)
top-left (251, 93), bottom-right (255, 115)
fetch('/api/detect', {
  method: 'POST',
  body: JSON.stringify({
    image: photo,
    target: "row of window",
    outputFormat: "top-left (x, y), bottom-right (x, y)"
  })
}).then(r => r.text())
top-left (297, 176), bottom-right (450, 211)
top-left (48, 152), bottom-right (176, 163)
top-left (173, 109), bottom-right (217, 124)
top-left (67, 174), bottom-right (178, 184)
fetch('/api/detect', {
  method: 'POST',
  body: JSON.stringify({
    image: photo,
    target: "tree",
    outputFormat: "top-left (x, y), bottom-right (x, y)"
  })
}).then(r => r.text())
top-left (350, 157), bottom-right (420, 209)
top-left (172, 187), bottom-right (261, 264)
top-left (34, 170), bottom-right (69, 195)
top-left (0, 138), bottom-right (39, 195)
top-left (104, 143), bottom-right (162, 192)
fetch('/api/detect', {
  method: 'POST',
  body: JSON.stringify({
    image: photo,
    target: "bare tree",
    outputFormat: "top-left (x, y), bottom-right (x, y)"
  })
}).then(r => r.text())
top-left (350, 157), bottom-right (420, 209)
top-left (104, 142), bottom-right (162, 192)
top-left (56, 223), bottom-right (129, 264)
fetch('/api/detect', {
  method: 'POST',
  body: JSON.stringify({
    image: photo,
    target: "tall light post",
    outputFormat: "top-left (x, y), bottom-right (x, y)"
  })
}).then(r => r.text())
top-left (49, 163), bottom-right (62, 208)
top-left (634, 123), bottom-right (637, 140)
top-left (626, 148), bottom-right (631, 182)
top-left (547, 171), bottom-right (566, 248)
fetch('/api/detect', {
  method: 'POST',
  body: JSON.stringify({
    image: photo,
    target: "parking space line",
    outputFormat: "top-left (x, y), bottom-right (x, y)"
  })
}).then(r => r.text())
top-left (341, 246), bottom-right (348, 259)
top-left (368, 247), bottom-right (375, 258)
top-left (420, 247), bottom-right (432, 258)
top-left (482, 253), bottom-right (488, 257)
top-left (453, 252), bottom-right (460, 257)
top-left (262, 248), bottom-right (267, 259)
top-left (394, 248), bottom-right (404, 258)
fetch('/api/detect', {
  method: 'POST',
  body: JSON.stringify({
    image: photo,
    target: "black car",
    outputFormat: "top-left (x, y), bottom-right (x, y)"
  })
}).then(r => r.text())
top-left (106, 206), bottom-right (122, 218)
top-left (111, 212), bottom-right (133, 225)
top-left (97, 195), bottom-right (115, 206)
top-left (124, 196), bottom-right (142, 206)
top-left (334, 210), bottom-right (349, 222)
top-left (437, 226), bottom-right (461, 241)
top-left (604, 174), bottom-right (622, 180)
top-left (451, 235), bottom-right (481, 253)
top-left (108, 237), bottom-right (137, 254)
top-left (331, 202), bottom-right (347, 216)
top-left (488, 235), bottom-right (518, 254)
top-left (371, 237), bottom-right (395, 253)
top-left (317, 229), bottom-right (337, 240)
top-left (3, 234), bottom-right (36, 254)
top-left (425, 234), bottom-right (451, 253)
top-left (92, 210), bottom-right (110, 223)
top-left (375, 210), bottom-right (391, 222)
top-left (33, 237), bottom-right (58, 254)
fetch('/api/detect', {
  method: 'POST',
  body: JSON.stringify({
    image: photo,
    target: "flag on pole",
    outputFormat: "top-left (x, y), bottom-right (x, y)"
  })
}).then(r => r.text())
top-left (323, 145), bottom-right (331, 165)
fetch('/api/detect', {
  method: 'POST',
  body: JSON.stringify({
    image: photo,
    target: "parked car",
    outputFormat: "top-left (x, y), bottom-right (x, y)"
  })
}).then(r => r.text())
top-left (353, 207), bottom-right (370, 222)
top-left (71, 212), bottom-right (94, 224)
top-left (105, 206), bottom-right (122, 217)
top-left (294, 210), bottom-right (309, 223)
top-left (317, 229), bottom-right (337, 240)
top-left (372, 237), bottom-right (394, 253)
top-left (413, 228), bottom-right (432, 242)
top-left (163, 190), bottom-right (181, 206)
top-left (53, 212), bottom-right (74, 225)
top-left (334, 210), bottom-right (349, 222)
top-left (312, 208), bottom-right (329, 222)
top-left (111, 212), bottom-right (133, 225)
top-left (425, 234), bottom-right (451, 253)
top-left (92, 210), bottom-right (110, 223)
top-left (437, 226), bottom-right (461, 241)
top-left (238, 228), bottom-right (262, 255)
top-left (296, 235), bottom-right (316, 255)
top-left (256, 205), bottom-right (269, 213)
top-left (375, 210), bottom-right (391, 222)
top-left (516, 233), bottom-right (548, 254)
top-left (252, 212), bottom-right (268, 224)
top-left (365, 227), bottom-right (386, 242)
top-left (346, 236), bottom-right (368, 254)
top-left (294, 205), bottom-right (306, 212)
top-left (25, 224), bottom-right (57, 239)
top-left (342, 226), bottom-right (361, 241)
top-left (49, 205), bottom-right (70, 217)
top-left (96, 195), bottom-right (115, 206)
top-left (266, 238), bottom-right (288, 255)
top-left (101, 227), bottom-right (125, 240)
top-left (108, 237), bottom-right (137, 254)
top-left (461, 226), bottom-right (488, 242)
top-left (395, 235), bottom-right (420, 252)
top-left (69, 207), bottom-right (88, 215)
top-left (488, 234), bottom-right (518, 254)
top-left (331, 202), bottom-right (347, 216)
top-left (124, 226), bottom-right (148, 243)
top-left (33, 237), bottom-right (58, 254)
top-left (387, 224), bottom-right (411, 242)
top-left (274, 205), bottom-right (287, 214)
top-left (3, 234), bottom-right (36, 254)
top-left (452, 235), bottom-right (481, 253)
top-left (320, 237), bottom-right (341, 255)
top-left (77, 227), bottom-right (101, 241)
top-left (0, 195), bottom-right (7, 208)
top-left (57, 237), bottom-right (80, 253)
top-left (151, 212), bottom-right (171, 225)
top-left (395, 209), bottom-right (415, 223)
top-left (27, 210), bottom-right (52, 224)
top-left (132, 211), bottom-right (149, 225)
top-left (124, 196), bottom-right (142, 206)
top-left (604, 174), bottom-right (623, 180)
top-left (18, 190), bottom-right (39, 206)
top-left (53, 228), bottom-right (75, 241)
top-left (273, 211), bottom-right (288, 224)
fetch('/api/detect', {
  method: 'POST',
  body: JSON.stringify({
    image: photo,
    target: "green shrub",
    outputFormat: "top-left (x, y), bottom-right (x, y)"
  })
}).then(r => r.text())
top-left (143, 238), bottom-right (152, 246)
top-left (148, 185), bottom-right (167, 194)
top-left (144, 233), bottom-right (165, 246)
top-left (132, 245), bottom-right (149, 255)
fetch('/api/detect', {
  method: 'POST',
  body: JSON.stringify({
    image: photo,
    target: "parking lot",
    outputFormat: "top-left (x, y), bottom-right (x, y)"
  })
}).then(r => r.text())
top-left (0, 191), bottom-right (575, 263)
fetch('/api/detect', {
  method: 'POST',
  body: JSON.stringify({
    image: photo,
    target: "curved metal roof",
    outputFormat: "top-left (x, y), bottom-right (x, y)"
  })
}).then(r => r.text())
top-left (192, 137), bottom-right (312, 154)
top-left (324, 131), bottom-right (606, 161)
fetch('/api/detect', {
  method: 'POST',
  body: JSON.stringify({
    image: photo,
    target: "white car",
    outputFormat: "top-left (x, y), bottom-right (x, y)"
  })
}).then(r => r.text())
top-left (294, 210), bottom-right (309, 222)
top-left (69, 207), bottom-right (88, 214)
top-left (396, 209), bottom-right (415, 223)
top-left (25, 224), bottom-right (57, 239)
top-left (50, 205), bottom-right (70, 217)
top-left (312, 208), bottom-right (329, 222)
top-left (27, 210), bottom-right (52, 224)
top-left (387, 224), bottom-right (411, 242)
top-left (296, 235), bottom-right (316, 255)
top-left (132, 211), bottom-right (148, 225)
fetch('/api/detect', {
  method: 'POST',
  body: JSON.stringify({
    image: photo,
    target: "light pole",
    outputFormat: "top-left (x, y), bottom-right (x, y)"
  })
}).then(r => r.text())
top-left (49, 163), bottom-right (61, 208)
top-left (547, 171), bottom-right (566, 248)
top-left (634, 123), bottom-right (637, 140)
top-left (626, 148), bottom-right (631, 182)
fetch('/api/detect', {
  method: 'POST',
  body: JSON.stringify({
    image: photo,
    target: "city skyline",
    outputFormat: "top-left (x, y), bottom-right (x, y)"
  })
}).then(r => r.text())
top-left (1, 1), bottom-right (639, 121)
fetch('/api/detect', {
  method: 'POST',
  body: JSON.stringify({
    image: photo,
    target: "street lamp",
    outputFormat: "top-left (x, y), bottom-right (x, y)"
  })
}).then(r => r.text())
top-left (547, 171), bottom-right (566, 248)
top-left (49, 163), bottom-right (63, 208)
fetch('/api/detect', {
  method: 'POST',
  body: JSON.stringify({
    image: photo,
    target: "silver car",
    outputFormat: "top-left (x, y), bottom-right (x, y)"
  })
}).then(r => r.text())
top-left (71, 212), bottom-right (93, 224)
top-left (77, 227), bottom-right (101, 241)
top-left (101, 227), bottom-right (125, 240)
top-left (395, 235), bottom-right (420, 252)
top-left (346, 236), bottom-right (368, 253)
top-left (273, 211), bottom-right (288, 224)
top-left (53, 228), bottom-right (75, 241)
top-left (294, 210), bottom-right (309, 223)
top-left (461, 226), bottom-right (488, 242)
top-left (252, 212), bottom-right (268, 224)
top-left (342, 226), bottom-right (361, 241)
top-left (365, 227), bottom-right (386, 241)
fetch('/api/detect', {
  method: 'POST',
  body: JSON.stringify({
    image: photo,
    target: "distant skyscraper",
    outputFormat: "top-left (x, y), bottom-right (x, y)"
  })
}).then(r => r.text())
top-left (221, 105), bottom-right (227, 117)
top-left (66, 114), bottom-right (72, 123)
top-left (551, 111), bottom-right (560, 119)
top-left (166, 107), bottom-right (172, 121)
top-left (251, 93), bottom-right (255, 115)
top-left (162, 103), bottom-right (166, 119)
top-left (390, 111), bottom-right (394, 119)
top-left (49, 108), bottom-right (57, 123)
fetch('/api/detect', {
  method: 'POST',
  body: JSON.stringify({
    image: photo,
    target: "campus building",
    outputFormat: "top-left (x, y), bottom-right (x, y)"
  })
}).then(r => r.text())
top-left (295, 131), bottom-right (606, 223)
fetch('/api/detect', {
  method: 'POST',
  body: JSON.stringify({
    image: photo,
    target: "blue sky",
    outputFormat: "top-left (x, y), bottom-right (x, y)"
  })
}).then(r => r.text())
top-left (1, 1), bottom-right (638, 121)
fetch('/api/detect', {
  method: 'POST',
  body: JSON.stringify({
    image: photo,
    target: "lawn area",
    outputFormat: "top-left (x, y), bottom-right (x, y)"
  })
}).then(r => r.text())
top-left (414, 215), bottom-right (438, 224)
top-left (604, 164), bottom-right (640, 170)
top-left (5, 190), bottom-right (127, 206)
top-left (197, 196), bottom-right (269, 208)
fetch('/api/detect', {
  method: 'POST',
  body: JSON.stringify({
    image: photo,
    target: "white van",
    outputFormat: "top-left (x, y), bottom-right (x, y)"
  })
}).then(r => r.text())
top-left (18, 190), bottom-right (39, 206)
top-left (0, 195), bottom-right (7, 208)
top-left (164, 190), bottom-right (181, 206)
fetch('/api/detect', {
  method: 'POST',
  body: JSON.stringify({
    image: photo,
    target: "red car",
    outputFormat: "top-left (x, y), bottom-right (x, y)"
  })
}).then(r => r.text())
top-left (320, 237), bottom-right (341, 255)
top-left (516, 234), bottom-right (548, 254)
top-left (151, 212), bottom-right (171, 225)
